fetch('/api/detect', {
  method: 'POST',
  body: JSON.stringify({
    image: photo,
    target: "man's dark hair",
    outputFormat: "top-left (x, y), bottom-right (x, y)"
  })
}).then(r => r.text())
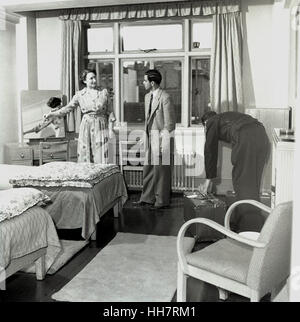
top-left (145, 69), bottom-right (162, 85)
top-left (201, 111), bottom-right (217, 125)
top-left (47, 97), bottom-right (62, 109)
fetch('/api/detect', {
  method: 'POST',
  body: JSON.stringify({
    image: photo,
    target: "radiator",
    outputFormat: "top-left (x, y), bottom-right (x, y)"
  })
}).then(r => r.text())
top-left (122, 152), bottom-right (201, 192)
top-left (245, 107), bottom-right (290, 193)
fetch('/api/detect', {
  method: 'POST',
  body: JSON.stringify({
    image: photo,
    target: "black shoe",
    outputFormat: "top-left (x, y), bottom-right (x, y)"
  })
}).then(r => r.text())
top-left (132, 201), bottom-right (153, 207)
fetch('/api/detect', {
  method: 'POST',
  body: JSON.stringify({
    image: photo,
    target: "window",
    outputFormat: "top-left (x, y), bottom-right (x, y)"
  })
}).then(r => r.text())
top-left (122, 60), bottom-right (150, 124)
top-left (153, 60), bottom-right (182, 123)
top-left (190, 58), bottom-right (210, 125)
top-left (121, 59), bottom-right (182, 124)
top-left (85, 18), bottom-right (212, 127)
top-left (192, 21), bottom-right (213, 50)
top-left (121, 23), bottom-right (183, 52)
top-left (87, 26), bottom-right (114, 53)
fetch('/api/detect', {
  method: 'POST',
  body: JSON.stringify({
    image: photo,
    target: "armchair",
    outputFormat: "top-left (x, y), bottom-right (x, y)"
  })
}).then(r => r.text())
top-left (177, 200), bottom-right (292, 302)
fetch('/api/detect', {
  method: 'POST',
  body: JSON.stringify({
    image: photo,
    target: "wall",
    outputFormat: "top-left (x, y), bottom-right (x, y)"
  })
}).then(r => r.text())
top-left (242, 0), bottom-right (290, 110)
top-left (36, 12), bottom-right (62, 90)
top-left (0, 13), bottom-right (19, 163)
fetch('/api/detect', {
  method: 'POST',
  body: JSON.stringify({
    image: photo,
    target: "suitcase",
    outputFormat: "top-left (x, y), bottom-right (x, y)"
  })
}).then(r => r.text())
top-left (183, 191), bottom-right (227, 242)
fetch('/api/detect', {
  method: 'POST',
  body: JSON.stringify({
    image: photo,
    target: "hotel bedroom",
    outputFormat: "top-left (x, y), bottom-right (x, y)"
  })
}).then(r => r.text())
top-left (0, 0), bottom-right (299, 304)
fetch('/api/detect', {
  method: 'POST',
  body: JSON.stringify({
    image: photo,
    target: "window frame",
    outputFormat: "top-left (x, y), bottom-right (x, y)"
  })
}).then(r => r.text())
top-left (120, 57), bottom-right (185, 127)
top-left (119, 20), bottom-right (185, 54)
top-left (189, 55), bottom-right (211, 127)
top-left (190, 18), bottom-right (214, 52)
top-left (84, 18), bottom-right (212, 128)
top-left (86, 22), bottom-right (115, 54)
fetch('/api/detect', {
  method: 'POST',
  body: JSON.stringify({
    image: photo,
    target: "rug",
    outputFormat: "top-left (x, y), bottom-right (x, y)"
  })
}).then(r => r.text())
top-left (51, 232), bottom-right (195, 302)
top-left (23, 240), bottom-right (88, 275)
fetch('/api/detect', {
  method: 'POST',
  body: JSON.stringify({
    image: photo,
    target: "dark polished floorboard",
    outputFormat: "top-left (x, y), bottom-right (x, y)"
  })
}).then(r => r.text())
top-left (0, 192), bottom-right (269, 302)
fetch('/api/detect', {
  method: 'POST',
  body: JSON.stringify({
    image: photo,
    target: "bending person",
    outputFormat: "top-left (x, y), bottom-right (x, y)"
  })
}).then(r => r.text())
top-left (199, 111), bottom-right (270, 232)
top-left (45, 69), bottom-right (116, 163)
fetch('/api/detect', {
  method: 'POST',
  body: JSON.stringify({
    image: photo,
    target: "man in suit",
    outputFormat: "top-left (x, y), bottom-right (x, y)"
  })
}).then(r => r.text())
top-left (199, 111), bottom-right (270, 232)
top-left (133, 69), bottom-right (176, 210)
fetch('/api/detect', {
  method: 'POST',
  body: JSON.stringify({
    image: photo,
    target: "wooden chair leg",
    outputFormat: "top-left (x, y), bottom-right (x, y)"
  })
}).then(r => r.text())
top-left (218, 288), bottom-right (229, 301)
top-left (113, 202), bottom-right (120, 218)
top-left (35, 255), bottom-right (46, 281)
top-left (250, 290), bottom-right (260, 302)
top-left (177, 262), bottom-right (187, 302)
top-left (0, 269), bottom-right (6, 290)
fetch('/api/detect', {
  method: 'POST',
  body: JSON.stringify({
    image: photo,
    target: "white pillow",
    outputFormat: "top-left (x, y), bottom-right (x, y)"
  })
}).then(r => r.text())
top-left (0, 164), bottom-right (33, 190)
top-left (0, 188), bottom-right (51, 223)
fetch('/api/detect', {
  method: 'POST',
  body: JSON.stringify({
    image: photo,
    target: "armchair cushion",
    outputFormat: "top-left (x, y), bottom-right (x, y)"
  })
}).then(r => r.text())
top-left (186, 238), bottom-right (254, 283)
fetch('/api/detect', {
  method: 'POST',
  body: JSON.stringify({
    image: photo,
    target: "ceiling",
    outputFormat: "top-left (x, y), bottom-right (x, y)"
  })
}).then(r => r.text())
top-left (0, 0), bottom-right (189, 13)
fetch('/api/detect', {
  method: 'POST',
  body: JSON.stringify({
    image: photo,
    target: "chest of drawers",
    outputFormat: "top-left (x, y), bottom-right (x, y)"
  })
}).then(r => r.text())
top-left (4, 140), bottom-right (78, 166)
top-left (4, 143), bottom-right (33, 165)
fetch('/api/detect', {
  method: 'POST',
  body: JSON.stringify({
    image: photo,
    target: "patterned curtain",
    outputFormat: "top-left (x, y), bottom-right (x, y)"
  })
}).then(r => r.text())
top-left (210, 11), bottom-right (243, 113)
top-left (61, 20), bottom-right (84, 132)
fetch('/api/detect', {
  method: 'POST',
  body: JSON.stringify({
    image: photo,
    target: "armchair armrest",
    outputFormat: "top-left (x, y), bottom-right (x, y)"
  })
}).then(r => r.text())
top-left (177, 217), bottom-right (266, 271)
top-left (224, 199), bottom-right (271, 231)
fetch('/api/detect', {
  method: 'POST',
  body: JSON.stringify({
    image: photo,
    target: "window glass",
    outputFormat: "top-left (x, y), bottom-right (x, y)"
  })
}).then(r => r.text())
top-left (190, 58), bottom-right (210, 125)
top-left (192, 21), bottom-right (213, 49)
top-left (122, 60), bottom-right (182, 124)
top-left (87, 27), bottom-right (114, 52)
top-left (87, 60), bottom-right (114, 97)
top-left (121, 24), bottom-right (182, 51)
top-left (123, 60), bottom-right (150, 124)
top-left (154, 60), bottom-right (182, 124)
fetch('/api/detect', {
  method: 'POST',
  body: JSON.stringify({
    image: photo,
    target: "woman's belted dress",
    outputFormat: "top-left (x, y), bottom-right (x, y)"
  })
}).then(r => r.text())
top-left (57, 88), bottom-right (114, 164)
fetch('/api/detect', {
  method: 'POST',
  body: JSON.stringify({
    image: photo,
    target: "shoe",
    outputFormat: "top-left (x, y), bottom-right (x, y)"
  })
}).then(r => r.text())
top-left (132, 200), bottom-right (153, 207)
top-left (149, 205), bottom-right (169, 211)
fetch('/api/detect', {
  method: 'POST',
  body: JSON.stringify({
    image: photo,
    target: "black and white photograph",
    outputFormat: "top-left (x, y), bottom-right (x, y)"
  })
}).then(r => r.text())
top-left (0, 0), bottom-right (299, 308)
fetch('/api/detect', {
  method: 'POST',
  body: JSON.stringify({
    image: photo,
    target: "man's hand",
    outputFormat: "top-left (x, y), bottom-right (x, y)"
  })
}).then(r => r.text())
top-left (198, 179), bottom-right (213, 194)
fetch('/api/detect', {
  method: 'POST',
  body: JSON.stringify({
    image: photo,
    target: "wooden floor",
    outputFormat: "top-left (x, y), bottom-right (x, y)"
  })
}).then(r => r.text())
top-left (0, 192), bottom-right (270, 302)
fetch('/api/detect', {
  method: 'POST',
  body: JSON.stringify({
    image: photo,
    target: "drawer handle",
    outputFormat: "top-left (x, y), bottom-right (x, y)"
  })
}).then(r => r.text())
top-left (20, 153), bottom-right (24, 158)
top-left (50, 153), bottom-right (54, 158)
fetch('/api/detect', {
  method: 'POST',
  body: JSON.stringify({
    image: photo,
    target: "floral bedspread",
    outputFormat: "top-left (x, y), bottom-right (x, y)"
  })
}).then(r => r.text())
top-left (9, 162), bottom-right (120, 188)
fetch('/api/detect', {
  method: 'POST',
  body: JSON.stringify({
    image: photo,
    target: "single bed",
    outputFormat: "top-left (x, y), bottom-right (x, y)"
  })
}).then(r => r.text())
top-left (0, 189), bottom-right (61, 286)
top-left (1, 162), bottom-right (128, 240)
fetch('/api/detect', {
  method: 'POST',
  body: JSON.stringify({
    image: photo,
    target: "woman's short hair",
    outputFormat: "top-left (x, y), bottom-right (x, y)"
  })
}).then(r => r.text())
top-left (201, 111), bottom-right (217, 125)
top-left (80, 69), bottom-right (97, 85)
top-left (47, 97), bottom-right (62, 109)
top-left (145, 69), bottom-right (162, 85)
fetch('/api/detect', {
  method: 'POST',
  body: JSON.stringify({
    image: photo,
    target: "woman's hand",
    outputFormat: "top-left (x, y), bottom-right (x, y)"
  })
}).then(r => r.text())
top-left (198, 179), bottom-right (213, 194)
top-left (44, 111), bottom-right (56, 121)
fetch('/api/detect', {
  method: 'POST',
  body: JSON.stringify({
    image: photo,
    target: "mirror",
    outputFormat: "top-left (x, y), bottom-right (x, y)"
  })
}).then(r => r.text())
top-left (21, 90), bottom-right (66, 140)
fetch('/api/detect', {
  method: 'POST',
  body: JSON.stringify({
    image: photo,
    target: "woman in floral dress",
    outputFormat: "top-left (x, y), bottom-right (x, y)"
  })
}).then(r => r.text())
top-left (46, 69), bottom-right (116, 164)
